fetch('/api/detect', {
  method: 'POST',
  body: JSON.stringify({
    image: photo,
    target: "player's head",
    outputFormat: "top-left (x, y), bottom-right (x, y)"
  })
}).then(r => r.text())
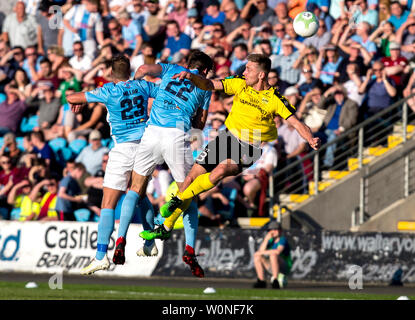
top-left (186, 50), bottom-right (214, 76)
top-left (243, 54), bottom-right (271, 86)
top-left (111, 55), bottom-right (131, 80)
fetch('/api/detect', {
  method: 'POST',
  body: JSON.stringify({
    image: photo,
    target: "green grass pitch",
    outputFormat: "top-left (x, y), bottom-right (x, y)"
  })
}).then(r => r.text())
top-left (0, 281), bottom-right (411, 300)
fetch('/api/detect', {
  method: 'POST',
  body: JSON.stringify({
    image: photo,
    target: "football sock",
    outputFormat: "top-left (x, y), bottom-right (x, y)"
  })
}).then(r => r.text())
top-left (185, 244), bottom-right (195, 255)
top-left (140, 196), bottom-right (155, 247)
top-left (164, 198), bottom-right (192, 231)
top-left (178, 173), bottom-right (215, 202)
top-left (117, 190), bottom-right (140, 239)
top-left (182, 200), bottom-right (199, 249)
top-left (96, 208), bottom-right (115, 260)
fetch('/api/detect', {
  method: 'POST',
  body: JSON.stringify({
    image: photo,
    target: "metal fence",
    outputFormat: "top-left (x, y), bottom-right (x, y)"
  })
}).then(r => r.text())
top-left (269, 95), bottom-right (415, 225)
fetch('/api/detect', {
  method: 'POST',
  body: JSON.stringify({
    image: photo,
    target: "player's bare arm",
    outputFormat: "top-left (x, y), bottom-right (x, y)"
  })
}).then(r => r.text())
top-left (192, 108), bottom-right (208, 130)
top-left (172, 71), bottom-right (224, 91)
top-left (66, 92), bottom-right (87, 113)
top-left (286, 114), bottom-right (321, 151)
top-left (134, 64), bottom-right (163, 79)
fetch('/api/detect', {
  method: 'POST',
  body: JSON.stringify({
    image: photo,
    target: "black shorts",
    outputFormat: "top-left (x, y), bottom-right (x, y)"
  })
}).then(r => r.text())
top-left (195, 129), bottom-right (262, 173)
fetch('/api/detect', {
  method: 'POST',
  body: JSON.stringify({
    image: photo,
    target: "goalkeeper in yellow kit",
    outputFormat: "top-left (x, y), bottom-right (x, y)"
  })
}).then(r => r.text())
top-left (140, 53), bottom-right (321, 242)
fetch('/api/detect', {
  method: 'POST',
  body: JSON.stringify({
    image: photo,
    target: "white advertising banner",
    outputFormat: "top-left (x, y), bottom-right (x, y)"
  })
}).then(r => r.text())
top-left (0, 221), bottom-right (163, 277)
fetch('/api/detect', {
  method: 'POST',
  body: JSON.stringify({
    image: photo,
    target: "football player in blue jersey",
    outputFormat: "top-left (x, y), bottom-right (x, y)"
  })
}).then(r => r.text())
top-left (66, 55), bottom-right (159, 275)
top-left (113, 50), bottom-right (214, 277)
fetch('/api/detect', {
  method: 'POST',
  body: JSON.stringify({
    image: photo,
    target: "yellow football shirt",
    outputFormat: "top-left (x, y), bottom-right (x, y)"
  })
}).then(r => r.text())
top-left (221, 76), bottom-right (296, 143)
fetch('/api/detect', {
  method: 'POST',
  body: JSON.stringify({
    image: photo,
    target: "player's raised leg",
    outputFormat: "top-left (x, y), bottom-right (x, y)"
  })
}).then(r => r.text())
top-left (81, 188), bottom-right (122, 275)
top-left (136, 196), bottom-right (158, 256)
top-left (113, 172), bottom-right (150, 264)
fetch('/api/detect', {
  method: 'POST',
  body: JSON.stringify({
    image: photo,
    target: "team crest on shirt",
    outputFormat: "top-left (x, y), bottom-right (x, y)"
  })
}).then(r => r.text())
top-left (262, 97), bottom-right (269, 104)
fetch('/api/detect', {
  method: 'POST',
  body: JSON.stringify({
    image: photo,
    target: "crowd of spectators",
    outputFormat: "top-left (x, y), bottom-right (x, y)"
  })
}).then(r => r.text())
top-left (0, 0), bottom-right (414, 226)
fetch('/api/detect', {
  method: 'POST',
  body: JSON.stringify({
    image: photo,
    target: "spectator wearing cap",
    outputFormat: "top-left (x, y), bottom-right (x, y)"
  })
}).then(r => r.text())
top-left (253, 220), bottom-right (292, 289)
top-left (318, 85), bottom-right (359, 168)
top-left (388, 1), bottom-right (410, 30)
top-left (271, 39), bottom-right (306, 85)
top-left (298, 66), bottom-right (323, 97)
top-left (396, 16), bottom-right (415, 61)
top-left (241, 0), bottom-right (275, 27)
top-left (25, 82), bottom-right (61, 130)
top-left (351, 0), bottom-right (378, 28)
top-left (0, 133), bottom-right (22, 167)
top-left (203, 0), bottom-right (225, 26)
top-left (75, 130), bottom-right (109, 176)
top-left (302, 18), bottom-right (332, 50)
top-left (161, 20), bottom-right (191, 61)
top-left (1, 1), bottom-right (38, 49)
top-left (184, 8), bottom-right (200, 38)
top-left (315, 44), bottom-right (342, 87)
top-left (381, 41), bottom-right (408, 88)
top-left (222, 1), bottom-right (246, 35)
top-left (0, 84), bottom-right (28, 136)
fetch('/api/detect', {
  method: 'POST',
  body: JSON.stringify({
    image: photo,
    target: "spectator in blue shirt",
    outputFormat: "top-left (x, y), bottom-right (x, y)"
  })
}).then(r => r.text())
top-left (202, 0), bottom-right (225, 26)
top-left (316, 44), bottom-right (343, 86)
top-left (351, 0), bottom-right (378, 28)
top-left (388, 1), bottom-right (410, 30)
top-left (30, 131), bottom-right (62, 176)
top-left (118, 10), bottom-right (144, 57)
top-left (230, 43), bottom-right (248, 75)
top-left (55, 162), bottom-right (87, 221)
top-left (161, 20), bottom-right (192, 62)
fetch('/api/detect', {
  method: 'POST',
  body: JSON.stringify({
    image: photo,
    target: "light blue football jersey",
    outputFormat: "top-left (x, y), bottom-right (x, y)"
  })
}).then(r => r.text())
top-left (85, 80), bottom-right (158, 144)
top-left (148, 63), bottom-right (212, 132)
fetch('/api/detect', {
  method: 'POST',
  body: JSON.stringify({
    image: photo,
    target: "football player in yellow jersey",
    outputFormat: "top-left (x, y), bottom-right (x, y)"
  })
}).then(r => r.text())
top-left (140, 53), bottom-right (321, 242)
